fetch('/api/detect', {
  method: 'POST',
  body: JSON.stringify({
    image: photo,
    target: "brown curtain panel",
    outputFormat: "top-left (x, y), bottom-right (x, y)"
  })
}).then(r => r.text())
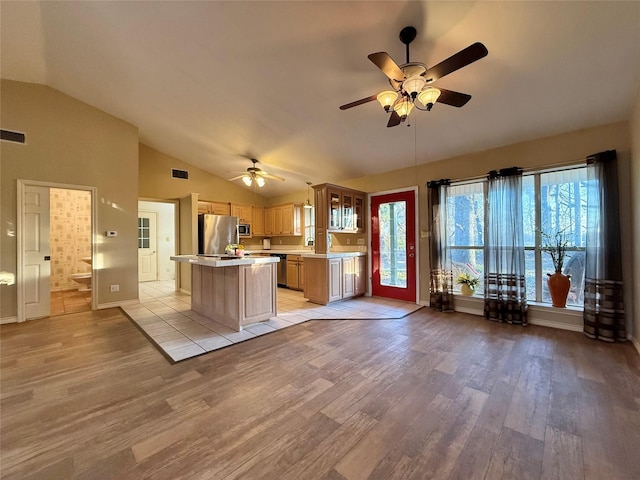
top-left (584, 150), bottom-right (626, 341)
top-left (484, 167), bottom-right (528, 325)
top-left (428, 180), bottom-right (454, 312)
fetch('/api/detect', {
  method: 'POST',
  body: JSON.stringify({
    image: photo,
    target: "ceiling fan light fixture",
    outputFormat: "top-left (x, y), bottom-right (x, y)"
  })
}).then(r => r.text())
top-left (417, 87), bottom-right (441, 111)
top-left (393, 97), bottom-right (414, 119)
top-left (376, 90), bottom-right (399, 112)
top-left (242, 175), bottom-right (253, 186)
top-left (403, 75), bottom-right (426, 98)
top-left (256, 176), bottom-right (265, 188)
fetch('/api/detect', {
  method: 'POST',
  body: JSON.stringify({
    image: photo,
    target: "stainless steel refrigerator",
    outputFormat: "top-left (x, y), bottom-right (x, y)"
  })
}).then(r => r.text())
top-left (197, 214), bottom-right (239, 255)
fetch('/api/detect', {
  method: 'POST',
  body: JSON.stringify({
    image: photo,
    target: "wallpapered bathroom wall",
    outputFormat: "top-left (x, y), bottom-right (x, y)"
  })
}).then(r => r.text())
top-left (50, 188), bottom-right (91, 291)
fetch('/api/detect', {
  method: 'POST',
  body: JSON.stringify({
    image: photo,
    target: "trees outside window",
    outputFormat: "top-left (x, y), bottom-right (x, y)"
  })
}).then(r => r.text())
top-left (444, 166), bottom-right (587, 306)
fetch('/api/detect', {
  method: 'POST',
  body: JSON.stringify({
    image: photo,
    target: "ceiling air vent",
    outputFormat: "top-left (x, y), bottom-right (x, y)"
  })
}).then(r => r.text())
top-left (171, 168), bottom-right (189, 180)
top-left (1, 129), bottom-right (26, 144)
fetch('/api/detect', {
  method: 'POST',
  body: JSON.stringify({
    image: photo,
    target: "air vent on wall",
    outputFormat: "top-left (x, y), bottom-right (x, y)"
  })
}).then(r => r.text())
top-left (1, 129), bottom-right (26, 144)
top-left (171, 168), bottom-right (189, 180)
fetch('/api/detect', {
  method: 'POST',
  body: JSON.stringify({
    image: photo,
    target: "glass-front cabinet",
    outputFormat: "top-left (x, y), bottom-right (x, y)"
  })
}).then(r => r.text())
top-left (329, 188), bottom-right (341, 230)
top-left (314, 184), bottom-right (367, 251)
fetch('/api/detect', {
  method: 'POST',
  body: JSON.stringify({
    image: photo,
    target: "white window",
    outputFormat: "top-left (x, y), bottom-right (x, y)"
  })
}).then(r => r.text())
top-left (446, 182), bottom-right (485, 293)
top-left (523, 167), bottom-right (588, 306)
top-left (444, 165), bottom-right (587, 306)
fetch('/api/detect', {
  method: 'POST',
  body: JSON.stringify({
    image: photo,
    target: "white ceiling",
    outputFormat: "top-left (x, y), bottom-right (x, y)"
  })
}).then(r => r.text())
top-left (2, 1), bottom-right (640, 197)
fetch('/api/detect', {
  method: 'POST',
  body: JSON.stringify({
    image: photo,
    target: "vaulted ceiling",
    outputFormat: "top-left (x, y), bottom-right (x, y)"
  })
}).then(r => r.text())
top-left (2, 1), bottom-right (639, 197)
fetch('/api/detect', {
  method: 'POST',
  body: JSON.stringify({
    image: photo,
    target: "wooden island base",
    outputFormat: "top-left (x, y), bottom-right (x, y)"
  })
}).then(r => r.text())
top-left (172, 255), bottom-right (278, 331)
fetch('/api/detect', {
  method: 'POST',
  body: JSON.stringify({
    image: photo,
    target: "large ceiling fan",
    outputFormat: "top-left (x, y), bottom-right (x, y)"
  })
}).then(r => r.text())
top-left (228, 158), bottom-right (285, 188)
top-left (340, 26), bottom-right (488, 127)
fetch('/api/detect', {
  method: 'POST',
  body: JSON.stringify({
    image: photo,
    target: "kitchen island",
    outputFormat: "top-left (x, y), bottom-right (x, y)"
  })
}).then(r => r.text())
top-left (171, 255), bottom-right (279, 331)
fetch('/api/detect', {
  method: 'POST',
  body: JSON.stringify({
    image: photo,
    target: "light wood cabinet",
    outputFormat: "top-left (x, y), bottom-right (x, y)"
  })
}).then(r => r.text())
top-left (263, 203), bottom-right (302, 236)
top-left (355, 254), bottom-right (367, 296)
top-left (264, 207), bottom-right (274, 235)
top-left (286, 255), bottom-right (304, 291)
top-left (252, 206), bottom-right (264, 236)
top-left (230, 204), bottom-right (252, 223)
top-left (198, 201), bottom-right (230, 215)
top-left (313, 183), bottom-right (367, 253)
top-left (304, 255), bottom-right (366, 305)
top-left (342, 257), bottom-right (355, 299)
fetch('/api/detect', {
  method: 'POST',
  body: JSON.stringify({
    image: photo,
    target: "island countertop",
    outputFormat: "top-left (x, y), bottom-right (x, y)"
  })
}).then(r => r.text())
top-left (170, 255), bottom-right (280, 267)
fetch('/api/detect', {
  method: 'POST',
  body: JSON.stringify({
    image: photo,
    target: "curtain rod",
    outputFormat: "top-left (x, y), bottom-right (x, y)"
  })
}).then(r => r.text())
top-left (426, 156), bottom-right (586, 186)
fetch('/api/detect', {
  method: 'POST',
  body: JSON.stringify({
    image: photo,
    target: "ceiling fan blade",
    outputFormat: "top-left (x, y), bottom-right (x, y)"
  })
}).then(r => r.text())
top-left (228, 175), bottom-right (246, 181)
top-left (339, 95), bottom-right (378, 110)
top-left (422, 42), bottom-right (488, 83)
top-left (387, 111), bottom-right (402, 128)
top-left (436, 88), bottom-right (472, 107)
top-left (368, 52), bottom-right (405, 83)
top-left (255, 170), bottom-right (285, 182)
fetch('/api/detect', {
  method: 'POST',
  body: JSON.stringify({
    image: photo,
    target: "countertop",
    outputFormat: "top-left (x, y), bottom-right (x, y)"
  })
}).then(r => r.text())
top-left (170, 255), bottom-right (280, 267)
top-left (246, 250), bottom-right (366, 259)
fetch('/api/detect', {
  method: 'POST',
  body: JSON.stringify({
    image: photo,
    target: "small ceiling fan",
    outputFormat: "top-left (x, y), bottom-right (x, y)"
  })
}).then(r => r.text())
top-left (228, 158), bottom-right (285, 188)
top-left (340, 26), bottom-right (488, 127)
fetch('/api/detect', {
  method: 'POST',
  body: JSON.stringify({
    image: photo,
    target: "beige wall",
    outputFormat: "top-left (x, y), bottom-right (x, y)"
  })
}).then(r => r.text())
top-left (336, 122), bottom-right (633, 312)
top-left (139, 144), bottom-right (263, 206)
top-left (630, 85), bottom-right (640, 348)
top-left (1, 80), bottom-right (139, 319)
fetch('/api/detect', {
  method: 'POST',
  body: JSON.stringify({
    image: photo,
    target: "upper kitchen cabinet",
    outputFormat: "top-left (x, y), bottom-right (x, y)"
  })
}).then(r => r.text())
top-left (198, 201), bottom-right (230, 216)
top-left (264, 203), bottom-right (302, 236)
top-left (230, 204), bottom-right (252, 224)
top-left (252, 206), bottom-right (264, 236)
top-left (314, 183), bottom-right (367, 234)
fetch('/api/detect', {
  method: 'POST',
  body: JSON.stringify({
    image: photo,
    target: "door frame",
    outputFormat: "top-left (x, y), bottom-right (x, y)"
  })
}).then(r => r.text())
top-left (138, 197), bottom-right (180, 292)
top-left (367, 186), bottom-right (420, 304)
top-left (17, 179), bottom-right (98, 322)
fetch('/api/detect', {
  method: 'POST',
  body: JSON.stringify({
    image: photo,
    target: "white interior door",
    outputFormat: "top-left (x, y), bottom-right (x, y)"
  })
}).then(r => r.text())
top-left (138, 211), bottom-right (158, 282)
top-left (23, 185), bottom-right (51, 319)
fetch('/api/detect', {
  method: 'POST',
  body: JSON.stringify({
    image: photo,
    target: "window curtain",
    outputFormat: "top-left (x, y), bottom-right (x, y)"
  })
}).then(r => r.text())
top-left (484, 167), bottom-right (528, 325)
top-left (584, 150), bottom-right (626, 342)
top-left (427, 180), bottom-right (454, 312)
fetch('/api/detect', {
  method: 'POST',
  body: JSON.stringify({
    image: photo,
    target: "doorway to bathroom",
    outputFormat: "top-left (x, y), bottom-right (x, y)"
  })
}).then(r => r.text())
top-left (17, 180), bottom-right (96, 321)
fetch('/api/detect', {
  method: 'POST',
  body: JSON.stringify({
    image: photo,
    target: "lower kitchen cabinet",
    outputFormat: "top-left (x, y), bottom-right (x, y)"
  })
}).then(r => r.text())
top-left (304, 254), bottom-right (366, 305)
top-left (286, 255), bottom-right (304, 291)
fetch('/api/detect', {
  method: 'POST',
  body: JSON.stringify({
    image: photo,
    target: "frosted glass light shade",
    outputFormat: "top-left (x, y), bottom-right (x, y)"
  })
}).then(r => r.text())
top-left (376, 90), bottom-right (398, 111)
top-left (403, 76), bottom-right (426, 98)
top-left (256, 176), bottom-right (265, 187)
top-left (242, 175), bottom-right (253, 186)
top-left (417, 87), bottom-right (441, 109)
top-left (393, 98), bottom-right (414, 118)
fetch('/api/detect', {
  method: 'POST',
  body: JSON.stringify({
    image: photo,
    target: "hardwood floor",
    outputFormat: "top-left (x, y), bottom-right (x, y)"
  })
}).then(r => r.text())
top-left (1, 307), bottom-right (639, 479)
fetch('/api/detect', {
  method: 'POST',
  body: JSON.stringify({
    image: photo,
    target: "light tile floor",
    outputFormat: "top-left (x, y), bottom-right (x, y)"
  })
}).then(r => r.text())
top-left (122, 280), bottom-right (422, 362)
top-left (51, 289), bottom-right (92, 316)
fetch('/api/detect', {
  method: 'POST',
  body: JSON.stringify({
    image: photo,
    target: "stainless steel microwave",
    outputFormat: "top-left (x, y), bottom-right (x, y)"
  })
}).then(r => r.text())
top-left (238, 224), bottom-right (251, 237)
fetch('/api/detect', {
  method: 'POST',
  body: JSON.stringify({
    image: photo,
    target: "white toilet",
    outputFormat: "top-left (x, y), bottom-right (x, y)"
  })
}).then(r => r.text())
top-left (70, 256), bottom-right (92, 291)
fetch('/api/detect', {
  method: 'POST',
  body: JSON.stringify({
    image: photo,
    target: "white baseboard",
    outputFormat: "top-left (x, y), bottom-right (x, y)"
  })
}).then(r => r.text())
top-left (632, 336), bottom-right (640, 357)
top-left (529, 318), bottom-right (583, 332)
top-left (179, 288), bottom-right (191, 295)
top-left (97, 299), bottom-right (140, 310)
top-left (0, 316), bottom-right (18, 324)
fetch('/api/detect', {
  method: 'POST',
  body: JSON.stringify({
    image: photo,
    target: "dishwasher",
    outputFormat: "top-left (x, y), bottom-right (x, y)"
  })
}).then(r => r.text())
top-left (270, 253), bottom-right (287, 287)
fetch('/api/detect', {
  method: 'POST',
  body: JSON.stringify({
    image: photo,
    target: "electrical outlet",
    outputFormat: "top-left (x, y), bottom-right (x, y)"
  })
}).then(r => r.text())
top-left (347, 238), bottom-right (351, 245)
top-left (110, 284), bottom-right (119, 292)
top-left (357, 238), bottom-right (365, 245)
top-left (279, 239), bottom-right (282, 244)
